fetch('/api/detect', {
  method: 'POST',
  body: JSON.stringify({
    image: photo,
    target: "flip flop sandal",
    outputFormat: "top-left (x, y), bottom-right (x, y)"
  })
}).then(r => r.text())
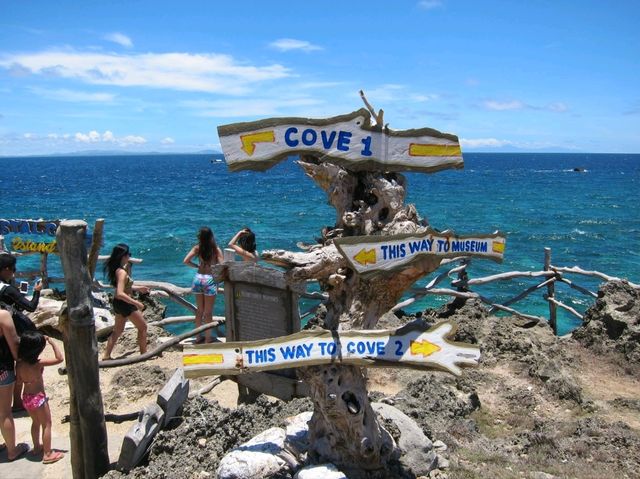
top-left (43, 451), bottom-right (64, 464)
top-left (8, 443), bottom-right (29, 462)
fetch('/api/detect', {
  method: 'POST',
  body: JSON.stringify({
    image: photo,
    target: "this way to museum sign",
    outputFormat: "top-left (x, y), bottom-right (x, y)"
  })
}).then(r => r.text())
top-left (183, 321), bottom-right (480, 378)
top-left (217, 108), bottom-right (463, 174)
top-left (334, 228), bottom-right (506, 277)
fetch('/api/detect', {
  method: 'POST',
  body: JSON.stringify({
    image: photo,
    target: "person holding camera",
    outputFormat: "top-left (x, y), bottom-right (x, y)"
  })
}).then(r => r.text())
top-left (228, 227), bottom-right (259, 262)
top-left (102, 244), bottom-right (150, 360)
top-left (0, 253), bottom-right (40, 413)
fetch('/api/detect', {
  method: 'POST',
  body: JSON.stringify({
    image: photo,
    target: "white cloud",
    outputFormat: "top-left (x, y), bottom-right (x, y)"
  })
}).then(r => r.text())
top-left (120, 135), bottom-right (146, 145)
top-left (547, 102), bottom-right (568, 112)
top-left (183, 96), bottom-right (322, 117)
top-left (0, 50), bottom-right (291, 94)
top-left (73, 130), bottom-right (146, 145)
top-left (161, 137), bottom-right (175, 144)
top-left (104, 32), bottom-right (133, 48)
top-left (461, 138), bottom-right (513, 148)
top-left (269, 38), bottom-right (322, 52)
top-left (482, 100), bottom-right (526, 111)
top-left (418, 1), bottom-right (443, 10)
top-left (31, 87), bottom-right (116, 103)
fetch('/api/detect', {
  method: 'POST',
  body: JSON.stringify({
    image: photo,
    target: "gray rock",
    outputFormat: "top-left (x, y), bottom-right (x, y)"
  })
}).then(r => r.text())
top-left (216, 427), bottom-right (291, 479)
top-left (294, 463), bottom-right (348, 479)
top-left (284, 411), bottom-right (312, 458)
top-left (372, 402), bottom-right (438, 476)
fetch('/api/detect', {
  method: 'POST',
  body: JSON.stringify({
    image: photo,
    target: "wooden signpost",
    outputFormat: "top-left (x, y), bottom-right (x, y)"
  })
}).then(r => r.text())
top-left (334, 228), bottom-right (506, 277)
top-left (183, 321), bottom-right (480, 378)
top-left (217, 108), bottom-right (463, 174)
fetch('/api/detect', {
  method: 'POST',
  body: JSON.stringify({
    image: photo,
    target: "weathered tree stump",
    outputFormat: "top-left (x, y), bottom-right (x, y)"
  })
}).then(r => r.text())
top-left (57, 220), bottom-right (110, 479)
top-left (262, 155), bottom-right (444, 473)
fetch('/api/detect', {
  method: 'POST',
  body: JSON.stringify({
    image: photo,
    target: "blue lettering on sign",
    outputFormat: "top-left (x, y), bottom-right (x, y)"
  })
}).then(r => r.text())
top-left (321, 131), bottom-right (337, 149)
top-left (284, 127), bottom-right (299, 147)
top-left (246, 347), bottom-right (276, 364)
top-left (283, 128), bottom-right (358, 154)
top-left (301, 129), bottom-right (317, 146)
top-left (280, 343), bottom-right (314, 360)
top-left (380, 244), bottom-right (406, 260)
top-left (360, 136), bottom-right (373, 156)
top-left (451, 240), bottom-right (488, 253)
top-left (346, 341), bottom-right (386, 355)
top-left (319, 341), bottom-right (338, 356)
top-left (336, 131), bottom-right (352, 151)
top-left (0, 219), bottom-right (58, 236)
top-left (408, 239), bottom-right (434, 255)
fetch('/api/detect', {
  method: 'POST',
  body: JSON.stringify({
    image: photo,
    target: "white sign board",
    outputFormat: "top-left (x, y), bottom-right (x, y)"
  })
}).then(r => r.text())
top-left (334, 228), bottom-right (505, 277)
top-left (183, 321), bottom-right (480, 378)
top-left (217, 109), bottom-right (463, 174)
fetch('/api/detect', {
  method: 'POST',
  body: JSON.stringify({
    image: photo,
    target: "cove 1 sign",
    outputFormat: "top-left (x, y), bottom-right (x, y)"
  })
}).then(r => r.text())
top-left (217, 108), bottom-right (463, 174)
top-left (183, 321), bottom-right (480, 378)
top-left (334, 228), bottom-right (506, 277)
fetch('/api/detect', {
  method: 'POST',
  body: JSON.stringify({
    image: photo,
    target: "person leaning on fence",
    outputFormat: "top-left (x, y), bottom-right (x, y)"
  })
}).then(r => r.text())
top-left (183, 227), bottom-right (224, 344)
top-left (0, 252), bottom-right (40, 412)
top-left (0, 308), bottom-right (29, 461)
top-left (102, 243), bottom-right (150, 360)
top-left (228, 227), bottom-right (259, 262)
top-left (16, 330), bottom-right (64, 464)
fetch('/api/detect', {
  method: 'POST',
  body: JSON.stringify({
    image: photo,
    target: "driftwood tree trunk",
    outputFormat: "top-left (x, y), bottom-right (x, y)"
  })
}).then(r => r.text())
top-left (57, 220), bottom-right (110, 479)
top-left (262, 155), bottom-right (443, 474)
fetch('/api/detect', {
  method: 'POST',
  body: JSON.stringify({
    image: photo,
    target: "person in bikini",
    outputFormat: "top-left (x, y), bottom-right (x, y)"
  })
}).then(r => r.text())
top-left (102, 243), bottom-right (150, 360)
top-left (183, 227), bottom-right (224, 343)
top-left (228, 227), bottom-right (259, 262)
top-left (15, 330), bottom-right (64, 464)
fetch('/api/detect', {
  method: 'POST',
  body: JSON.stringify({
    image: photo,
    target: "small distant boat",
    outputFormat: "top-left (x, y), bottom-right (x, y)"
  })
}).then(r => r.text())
top-left (572, 167), bottom-right (586, 172)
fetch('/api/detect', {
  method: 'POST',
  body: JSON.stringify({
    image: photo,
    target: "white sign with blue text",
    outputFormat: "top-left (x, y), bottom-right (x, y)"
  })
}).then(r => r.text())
top-left (217, 109), bottom-right (463, 174)
top-left (334, 228), bottom-right (505, 277)
top-left (183, 321), bottom-right (480, 378)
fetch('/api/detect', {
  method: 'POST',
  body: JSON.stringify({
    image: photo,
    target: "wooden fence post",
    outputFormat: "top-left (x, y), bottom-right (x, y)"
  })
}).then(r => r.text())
top-left (544, 247), bottom-right (557, 335)
top-left (40, 252), bottom-right (49, 288)
top-left (57, 220), bottom-right (110, 479)
top-left (87, 218), bottom-right (105, 281)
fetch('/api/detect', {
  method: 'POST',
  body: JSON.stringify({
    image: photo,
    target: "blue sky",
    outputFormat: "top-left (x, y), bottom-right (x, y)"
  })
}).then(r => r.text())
top-left (1, 0), bottom-right (639, 156)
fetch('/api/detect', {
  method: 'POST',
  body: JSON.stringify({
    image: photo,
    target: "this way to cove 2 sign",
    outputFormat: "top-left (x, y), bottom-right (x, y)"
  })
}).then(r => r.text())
top-left (334, 228), bottom-right (506, 277)
top-left (217, 108), bottom-right (463, 174)
top-left (183, 321), bottom-right (480, 378)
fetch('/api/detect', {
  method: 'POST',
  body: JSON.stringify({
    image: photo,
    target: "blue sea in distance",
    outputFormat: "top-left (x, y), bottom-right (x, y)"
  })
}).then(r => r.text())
top-left (1, 153), bottom-right (639, 336)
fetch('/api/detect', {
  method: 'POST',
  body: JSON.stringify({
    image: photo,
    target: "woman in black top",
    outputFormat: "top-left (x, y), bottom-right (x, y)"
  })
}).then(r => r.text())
top-left (0, 253), bottom-right (41, 412)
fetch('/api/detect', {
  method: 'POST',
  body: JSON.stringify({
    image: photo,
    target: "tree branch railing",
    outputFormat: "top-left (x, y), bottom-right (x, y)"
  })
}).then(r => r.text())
top-left (391, 247), bottom-right (639, 335)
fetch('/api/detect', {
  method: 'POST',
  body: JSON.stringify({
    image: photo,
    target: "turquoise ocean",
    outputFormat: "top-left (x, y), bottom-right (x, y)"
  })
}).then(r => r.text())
top-left (1, 153), bottom-right (638, 335)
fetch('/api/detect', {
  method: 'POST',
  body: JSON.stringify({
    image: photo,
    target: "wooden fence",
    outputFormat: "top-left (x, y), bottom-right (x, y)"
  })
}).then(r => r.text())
top-left (391, 247), bottom-right (639, 335)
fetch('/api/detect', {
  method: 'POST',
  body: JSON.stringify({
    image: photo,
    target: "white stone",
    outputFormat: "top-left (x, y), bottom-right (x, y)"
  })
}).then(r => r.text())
top-left (294, 463), bottom-right (348, 479)
top-left (285, 411), bottom-right (312, 457)
top-left (217, 427), bottom-right (289, 479)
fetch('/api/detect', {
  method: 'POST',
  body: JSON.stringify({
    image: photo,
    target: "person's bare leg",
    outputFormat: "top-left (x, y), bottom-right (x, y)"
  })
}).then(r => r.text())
top-left (128, 310), bottom-right (147, 355)
top-left (0, 383), bottom-right (26, 460)
top-left (194, 294), bottom-right (204, 343)
top-left (203, 295), bottom-right (215, 343)
top-left (27, 407), bottom-right (42, 455)
top-left (102, 315), bottom-right (125, 360)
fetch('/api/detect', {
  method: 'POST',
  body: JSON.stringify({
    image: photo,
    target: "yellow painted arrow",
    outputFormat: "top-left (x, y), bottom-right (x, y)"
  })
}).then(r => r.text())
top-left (354, 248), bottom-right (376, 266)
top-left (410, 339), bottom-right (441, 357)
top-left (241, 130), bottom-right (275, 156)
top-left (409, 143), bottom-right (461, 157)
top-left (183, 353), bottom-right (224, 365)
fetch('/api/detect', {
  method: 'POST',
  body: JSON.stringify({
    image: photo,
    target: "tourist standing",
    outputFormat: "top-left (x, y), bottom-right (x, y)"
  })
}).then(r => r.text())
top-left (0, 253), bottom-right (39, 412)
top-left (228, 228), bottom-right (259, 262)
top-left (0, 309), bottom-right (28, 461)
top-left (102, 244), bottom-right (149, 360)
top-left (16, 330), bottom-right (64, 464)
top-left (183, 227), bottom-right (224, 343)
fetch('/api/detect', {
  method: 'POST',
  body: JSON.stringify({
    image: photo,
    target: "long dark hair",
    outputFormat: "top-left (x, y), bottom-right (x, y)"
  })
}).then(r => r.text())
top-left (18, 330), bottom-right (46, 364)
top-left (197, 227), bottom-right (218, 263)
top-left (103, 243), bottom-right (130, 286)
top-left (238, 228), bottom-right (257, 253)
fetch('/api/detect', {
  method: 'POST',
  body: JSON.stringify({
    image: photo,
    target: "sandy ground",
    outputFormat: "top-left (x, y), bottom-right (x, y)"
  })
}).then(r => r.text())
top-left (0, 335), bottom-right (239, 479)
